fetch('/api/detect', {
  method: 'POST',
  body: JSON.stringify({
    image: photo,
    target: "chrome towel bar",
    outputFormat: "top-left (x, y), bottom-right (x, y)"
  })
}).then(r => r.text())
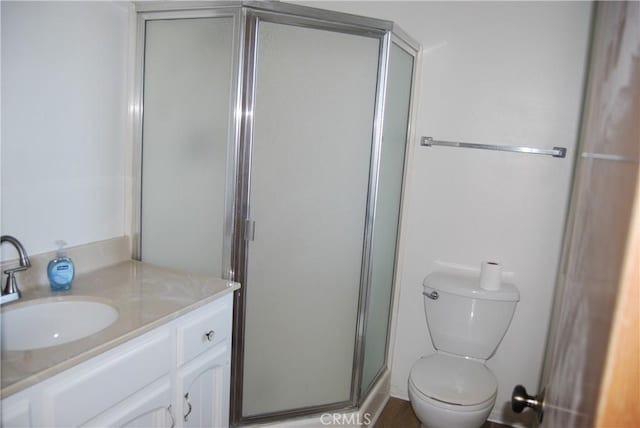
top-left (420, 136), bottom-right (567, 159)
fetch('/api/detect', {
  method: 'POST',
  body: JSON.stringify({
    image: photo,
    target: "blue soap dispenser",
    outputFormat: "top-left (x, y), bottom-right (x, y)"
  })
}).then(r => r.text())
top-left (47, 240), bottom-right (75, 291)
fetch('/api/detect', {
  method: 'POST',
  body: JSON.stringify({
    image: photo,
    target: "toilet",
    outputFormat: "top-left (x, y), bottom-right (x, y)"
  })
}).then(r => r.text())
top-left (408, 272), bottom-right (519, 428)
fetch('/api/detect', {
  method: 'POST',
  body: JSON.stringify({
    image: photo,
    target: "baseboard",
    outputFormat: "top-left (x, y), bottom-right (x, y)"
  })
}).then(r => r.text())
top-left (488, 406), bottom-right (533, 428)
top-left (390, 390), bottom-right (409, 402)
top-left (362, 370), bottom-right (391, 427)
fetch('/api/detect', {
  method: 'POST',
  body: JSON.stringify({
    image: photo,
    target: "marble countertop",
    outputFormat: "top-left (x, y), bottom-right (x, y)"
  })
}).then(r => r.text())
top-left (1, 260), bottom-right (240, 397)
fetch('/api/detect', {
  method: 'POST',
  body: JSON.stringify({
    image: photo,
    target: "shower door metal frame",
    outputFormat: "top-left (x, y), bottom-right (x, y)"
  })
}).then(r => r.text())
top-left (230, 3), bottom-right (420, 426)
top-left (357, 31), bottom-right (420, 401)
top-left (230, 6), bottom-right (390, 425)
top-left (131, 5), bottom-right (244, 281)
top-left (130, 2), bottom-right (421, 426)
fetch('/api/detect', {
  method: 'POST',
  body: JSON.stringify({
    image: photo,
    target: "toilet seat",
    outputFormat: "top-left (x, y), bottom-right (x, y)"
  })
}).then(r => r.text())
top-left (409, 353), bottom-right (497, 406)
top-left (409, 380), bottom-right (494, 413)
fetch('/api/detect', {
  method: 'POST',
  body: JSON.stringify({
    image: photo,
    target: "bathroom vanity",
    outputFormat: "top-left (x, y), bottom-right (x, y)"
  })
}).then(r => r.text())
top-left (0, 260), bottom-right (239, 428)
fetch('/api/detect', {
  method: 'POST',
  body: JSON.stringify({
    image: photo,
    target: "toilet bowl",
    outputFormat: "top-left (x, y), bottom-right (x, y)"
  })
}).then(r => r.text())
top-left (408, 272), bottom-right (519, 428)
top-left (408, 353), bottom-right (497, 428)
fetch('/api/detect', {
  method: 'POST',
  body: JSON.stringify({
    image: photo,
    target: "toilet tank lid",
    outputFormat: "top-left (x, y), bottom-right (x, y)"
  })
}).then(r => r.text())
top-left (423, 272), bottom-right (519, 302)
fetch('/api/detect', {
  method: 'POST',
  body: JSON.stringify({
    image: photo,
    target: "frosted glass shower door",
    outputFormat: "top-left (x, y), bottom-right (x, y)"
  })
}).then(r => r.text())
top-left (361, 43), bottom-right (414, 395)
top-left (242, 21), bottom-right (380, 417)
top-left (140, 17), bottom-right (234, 275)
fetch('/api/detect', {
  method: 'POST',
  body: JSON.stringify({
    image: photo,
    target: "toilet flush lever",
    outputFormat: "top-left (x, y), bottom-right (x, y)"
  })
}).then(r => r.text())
top-left (423, 290), bottom-right (439, 300)
top-left (511, 385), bottom-right (545, 423)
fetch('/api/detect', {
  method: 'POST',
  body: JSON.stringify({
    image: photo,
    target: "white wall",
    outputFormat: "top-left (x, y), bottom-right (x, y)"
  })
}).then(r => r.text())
top-left (301, 1), bottom-right (591, 424)
top-left (1, 1), bottom-right (130, 259)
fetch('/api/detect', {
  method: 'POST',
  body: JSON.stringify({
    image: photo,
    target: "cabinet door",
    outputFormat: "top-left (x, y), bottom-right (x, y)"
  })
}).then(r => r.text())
top-left (177, 342), bottom-right (229, 428)
top-left (82, 377), bottom-right (173, 428)
top-left (42, 330), bottom-right (171, 427)
top-left (1, 397), bottom-right (31, 428)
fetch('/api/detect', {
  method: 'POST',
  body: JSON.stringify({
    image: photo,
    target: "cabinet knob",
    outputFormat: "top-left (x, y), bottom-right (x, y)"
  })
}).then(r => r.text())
top-left (204, 330), bottom-right (215, 342)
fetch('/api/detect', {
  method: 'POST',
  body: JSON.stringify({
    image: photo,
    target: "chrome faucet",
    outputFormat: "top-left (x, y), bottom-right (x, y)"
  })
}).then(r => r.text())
top-left (1, 235), bottom-right (31, 304)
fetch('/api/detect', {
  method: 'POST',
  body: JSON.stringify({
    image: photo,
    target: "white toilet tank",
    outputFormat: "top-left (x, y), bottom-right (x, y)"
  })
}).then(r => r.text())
top-left (423, 272), bottom-right (519, 360)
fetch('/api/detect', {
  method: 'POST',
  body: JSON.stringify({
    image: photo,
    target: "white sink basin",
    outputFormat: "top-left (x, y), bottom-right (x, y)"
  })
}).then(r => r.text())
top-left (1, 299), bottom-right (118, 351)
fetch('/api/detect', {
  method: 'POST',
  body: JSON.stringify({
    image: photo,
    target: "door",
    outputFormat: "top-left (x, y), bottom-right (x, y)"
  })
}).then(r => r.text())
top-left (177, 345), bottom-right (230, 428)
top-left (1, 397), bottom-right (31, 428)
top-left (82, 378), bottom-right (173, 428)
top-left (511, 3), bottom-right (640, 426)
top-left (238, 14), bottom-right (381, 419)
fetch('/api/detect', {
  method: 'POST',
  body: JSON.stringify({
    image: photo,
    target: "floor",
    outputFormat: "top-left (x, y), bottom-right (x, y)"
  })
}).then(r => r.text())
top-left (374, 398), bottom-right (509, 428)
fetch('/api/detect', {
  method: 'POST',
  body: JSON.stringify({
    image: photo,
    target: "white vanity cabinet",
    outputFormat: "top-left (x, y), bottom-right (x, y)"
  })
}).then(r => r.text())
top-left (175, 296), bottom-right (231, 428)
top-left (82, 377), bottom-right (174, 428)
top-left (0, 397), bottom-right (31, 427)
top-left (1, 293), bottom-right (233, 428)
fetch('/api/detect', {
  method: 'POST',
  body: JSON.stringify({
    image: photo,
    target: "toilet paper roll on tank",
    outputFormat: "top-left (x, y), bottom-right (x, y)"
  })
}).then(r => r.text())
top-left (479, 261), bottom-right (502, 291)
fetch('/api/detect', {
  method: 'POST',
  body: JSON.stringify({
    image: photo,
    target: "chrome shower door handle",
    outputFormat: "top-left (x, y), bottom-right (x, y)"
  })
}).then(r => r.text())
top-left (512, 384), bottom-right (545, 423)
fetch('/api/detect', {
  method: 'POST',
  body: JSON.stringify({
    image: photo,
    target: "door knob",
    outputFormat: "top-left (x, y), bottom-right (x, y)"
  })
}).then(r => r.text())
top-left (511, 384), bottom-right (545, 423)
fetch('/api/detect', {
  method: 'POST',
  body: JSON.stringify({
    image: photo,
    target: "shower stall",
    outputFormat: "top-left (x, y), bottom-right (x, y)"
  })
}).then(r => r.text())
top-left (133, 2), bottom-right (418, 425)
